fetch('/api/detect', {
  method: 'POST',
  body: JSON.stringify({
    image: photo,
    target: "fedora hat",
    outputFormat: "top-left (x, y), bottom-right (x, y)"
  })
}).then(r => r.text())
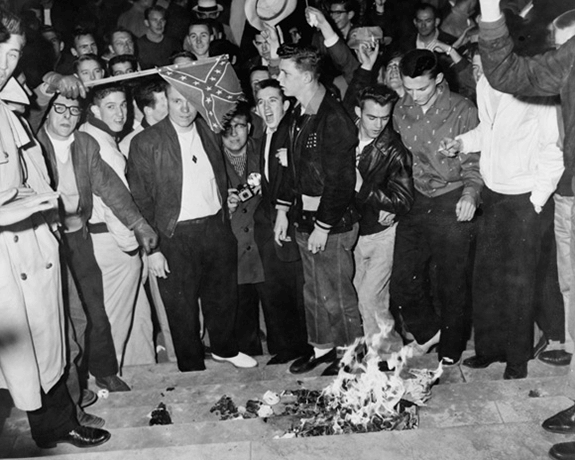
top-left (192, 0), bottom-right (224, 14)
top-left (245, 0), bottom-right (297, 31)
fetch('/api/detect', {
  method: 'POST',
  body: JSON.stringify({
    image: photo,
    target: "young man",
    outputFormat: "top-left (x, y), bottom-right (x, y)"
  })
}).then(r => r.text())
top-left (274, 45), bottom-right (362, 376)
top-left (38, 93), bottom-right (158, 393)
top-left (128, 83), bottom-right (257, 372)
top-left (70, 28), bottom-right (98, 58)
top-left (390, 49), bottom-right (481, 366)
top-left (184, 20), bottom-right (213, 61)
top-left (117, 0), bottom-right (154, 39)
top-left (475, 0), bottom-right (575, 456)
top-left (440, 47), bottom-right (564, 380)
top-left (108, 54), bottom-right (137, 76)
top-left (353, 84), bottom-right (414, 356)
top-left (0, 9), bottom-right (109, 447)
top-left (106, 27), bottom-right (136, 59)
top-left (80, 85), bottom-right (156, 368)
top-left (137, 6), bottom-right (181, 69)
top-left (74, 54), bottom-right (105, 84)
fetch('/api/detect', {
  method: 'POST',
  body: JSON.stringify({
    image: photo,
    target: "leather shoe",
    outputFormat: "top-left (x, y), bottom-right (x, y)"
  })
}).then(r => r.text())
top-left (95, 375), bottom-right (131, 392)
top-left (539, 350), bottom-right (572, 367)
top-left (543, 404), bottom-right (575, 434)
top-left (289, 349), bottom-right (336, 374)
top-left (37, 426), bottom-right (111, 449)
top-left (80, 389), bottom-right (98, 408)
top-left (550, 441), bottom-right (575, 460)
top-left (267, 351), bottom-right (306, 365)
top-left (321, 359), bottom-right (341, 376)
top-left (503, 362), bottom-right (527, 380)
top-left (533, 334), bottom-right (548, 358)
top-left (462, 355), bottom-right (504, 369)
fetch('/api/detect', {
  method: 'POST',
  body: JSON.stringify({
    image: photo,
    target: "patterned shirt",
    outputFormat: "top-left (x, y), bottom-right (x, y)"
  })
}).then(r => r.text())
top-left (393, 82), bottom-right (482, 204)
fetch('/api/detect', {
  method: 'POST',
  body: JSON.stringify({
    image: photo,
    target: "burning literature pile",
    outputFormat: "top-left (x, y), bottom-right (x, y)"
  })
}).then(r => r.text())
top-left (210, 331), bottom-right (443, 438)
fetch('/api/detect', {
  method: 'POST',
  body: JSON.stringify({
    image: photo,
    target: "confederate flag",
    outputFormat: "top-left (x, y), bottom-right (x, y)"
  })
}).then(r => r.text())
top-left (158, 55), bottom-right (243, 133)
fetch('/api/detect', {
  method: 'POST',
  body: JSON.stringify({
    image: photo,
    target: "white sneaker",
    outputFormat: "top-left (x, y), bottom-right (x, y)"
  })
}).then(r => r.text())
top-left (212, 352), bottom-right (258, 368)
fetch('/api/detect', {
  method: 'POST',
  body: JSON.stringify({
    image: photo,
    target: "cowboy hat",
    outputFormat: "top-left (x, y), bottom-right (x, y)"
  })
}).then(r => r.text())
top-left (192, 0), bottom-right (224, 14)
top-left (245, 0), bottom-right (297, 31)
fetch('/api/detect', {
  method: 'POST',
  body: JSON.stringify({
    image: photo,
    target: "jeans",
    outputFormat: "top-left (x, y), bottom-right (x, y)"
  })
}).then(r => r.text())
top-left (296, 224), bottom-right (362, 348)
top-left (354, 224), bottom-right (403, 355)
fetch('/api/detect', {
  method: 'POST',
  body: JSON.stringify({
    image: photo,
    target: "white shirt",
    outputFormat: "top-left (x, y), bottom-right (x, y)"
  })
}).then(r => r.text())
top-left (175, 120), bottom-right (221, 221)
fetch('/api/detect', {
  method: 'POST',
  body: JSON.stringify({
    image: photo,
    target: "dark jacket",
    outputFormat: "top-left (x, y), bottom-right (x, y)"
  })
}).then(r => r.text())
top-left (479, 16), bottom-right (575, 175)
top-left (277, 85), bottom-right (358, 234)
top-left (127, 116), bottom-right (230, 239)
top-left (355, 124), bottom-right (414, 235)
top-left (37, 128), bottom-right (144, 232)
top-left (224, 138), bottom-right (264, 285)
top-left (254, 121), bottom-right (300, 261)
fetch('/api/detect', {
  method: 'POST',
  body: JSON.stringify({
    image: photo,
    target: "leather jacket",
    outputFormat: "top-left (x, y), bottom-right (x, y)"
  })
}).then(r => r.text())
top-left (355, 124), bottom-right (414, 235)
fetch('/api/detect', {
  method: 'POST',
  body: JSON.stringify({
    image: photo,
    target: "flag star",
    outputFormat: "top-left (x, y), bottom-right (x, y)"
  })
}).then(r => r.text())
top-left (209, 111), bottom-right (213, 115)
top-left (216, 90), bottom-right (222, 95)
top-left (210, 77), bottom-right (217, 81)
top-left (227, 96), bottom-right (233, 99)
top-left (206, 98), bottom-right (211, 103)
top-left (194, 81), bottom-right (200, 85)
top-left (215, 69), bottom-right (222, 74)
top-left (179, 75), bottom-right (187, 81)
top-left (206, 86), bottom-right (212, 90)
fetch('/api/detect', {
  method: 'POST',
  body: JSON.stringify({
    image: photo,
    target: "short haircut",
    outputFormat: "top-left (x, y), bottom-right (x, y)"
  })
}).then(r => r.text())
top-left (400, 49), bottom-right (440, 79)
top-left (249, 65), bottom-right (269, 77)
top-left (105, 27), bottom-right (133, 47)
top-left (325, 0), bottom-right (358, 15)
top-left (553, 9), bottom-right (575, 31)
top-left (73, 53), bottom-right (104, 73)
top-left (188, 19), bottom-right (212, 33)
top-left (414, 2), bottom-right (438, 19)
top-left (134, 77), bottom-right (168, 112)
top-left (108, 54), bottom-right (137, 72)
top-left (91, 84), bottom-right (125, 106)
top-left (222, 101), bottom-right (252, 133)
top-left (357, 84), bottom-right (398, 110)
top-left (145, 5), bottom-right (166, 21)
top-left (169, 50), bottom-right (197, 64)
top-left (72, 27), bottom-right (94, 44)
top-left (255, 78), bottom-right (286, 101)
top-left (0, 8), bottom-right (24, 44)
top-left (277, 44), bottom-right (322, 80)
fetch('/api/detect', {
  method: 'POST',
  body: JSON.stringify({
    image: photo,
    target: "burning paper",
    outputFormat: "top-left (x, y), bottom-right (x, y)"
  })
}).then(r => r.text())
top-left (210, 331), bottom-right (442, 438)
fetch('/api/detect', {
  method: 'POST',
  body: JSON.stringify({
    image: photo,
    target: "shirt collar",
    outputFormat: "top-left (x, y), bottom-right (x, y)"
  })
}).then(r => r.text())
top-left (301, 84), bottom-right (326, 116)
top-left (401, 80), bottom-right (452, 112)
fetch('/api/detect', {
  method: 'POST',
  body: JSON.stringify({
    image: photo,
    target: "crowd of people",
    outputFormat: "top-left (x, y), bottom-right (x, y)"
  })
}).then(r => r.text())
top-left (1, 0), bottom-right (575, 457)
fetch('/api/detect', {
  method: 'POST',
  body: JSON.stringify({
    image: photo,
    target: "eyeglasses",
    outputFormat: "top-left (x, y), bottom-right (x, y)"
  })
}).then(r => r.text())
top-left (53, 103), bottom-right (82, 116)
top-left (329, 10), bottom-right (347, 16)
top-left (226, 122), bottom-right (248, 133)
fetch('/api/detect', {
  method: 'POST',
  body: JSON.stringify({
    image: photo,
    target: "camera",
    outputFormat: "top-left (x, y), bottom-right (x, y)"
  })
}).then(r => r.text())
top-left (236, 172), bottom-right (262, 202)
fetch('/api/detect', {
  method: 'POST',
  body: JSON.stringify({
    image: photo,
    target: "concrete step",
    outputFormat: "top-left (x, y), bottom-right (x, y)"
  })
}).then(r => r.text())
top-left (1, 421), bottom-right (567, 460)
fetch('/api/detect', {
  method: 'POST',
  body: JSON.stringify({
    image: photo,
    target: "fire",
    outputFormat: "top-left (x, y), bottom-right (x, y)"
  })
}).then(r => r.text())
top-left (210, 326), bottom-right (443, 437)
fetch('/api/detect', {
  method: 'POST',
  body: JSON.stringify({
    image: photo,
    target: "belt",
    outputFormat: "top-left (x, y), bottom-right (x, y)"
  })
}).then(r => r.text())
top-left (87, 222), bottom-right (109, 234)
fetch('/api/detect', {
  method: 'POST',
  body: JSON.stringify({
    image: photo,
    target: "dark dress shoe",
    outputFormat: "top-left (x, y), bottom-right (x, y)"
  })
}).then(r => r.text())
top-left (289, 349), bottom-right (336, 374)
top-left (95, 375), bottom-right (131, 392)
top-left (462, 355), bottom-right (505, 369)
top-left (543, 404), bottom-right (575, 433)
top-left (321, 359), bottom-right (342, 376)
top-left (539, 350), bottom-right (572, 367)
top-left (550, 441), bottom-right (575, 460)
top-left (37, 426), bottom-right (111, 449)
top-left (267, 351), bottom-right (306, 365)
top-left (503, 362), bottom-right (527, 380)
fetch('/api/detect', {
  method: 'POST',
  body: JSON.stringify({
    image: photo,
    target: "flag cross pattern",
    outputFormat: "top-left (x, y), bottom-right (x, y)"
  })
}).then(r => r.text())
top-left (159, 56), bottom-right (243, 133)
